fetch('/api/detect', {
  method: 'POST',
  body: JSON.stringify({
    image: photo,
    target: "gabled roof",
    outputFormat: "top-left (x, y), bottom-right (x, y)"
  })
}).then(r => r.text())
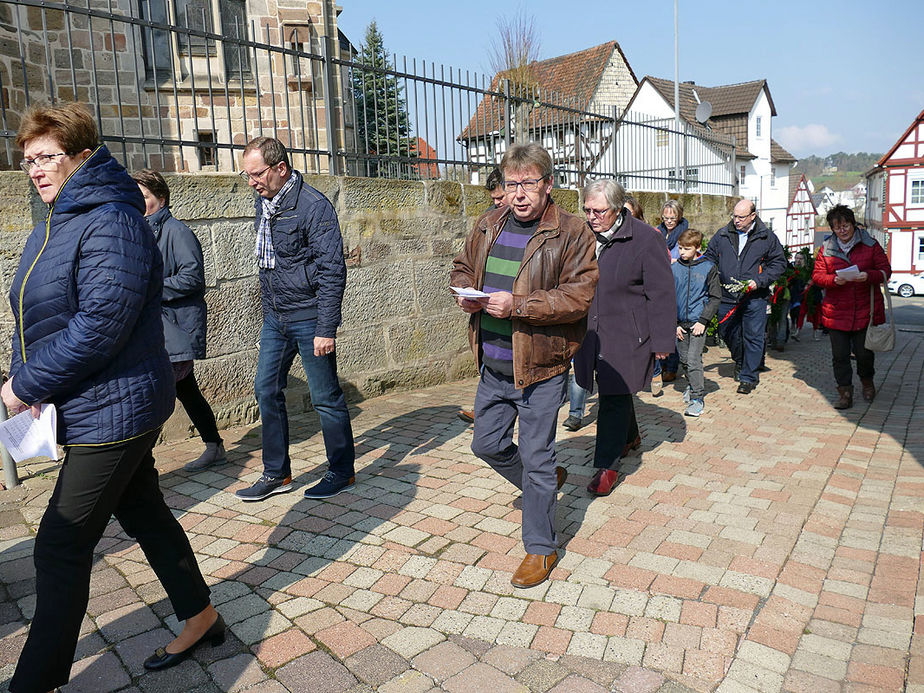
top-left (642, 77), bottom-right (776, 120)
top-left (630, 77), bottom-right (777, 158)
top-left (458, 41), bottom-right (636, 141)
top-left (771, 139), bottom-right (796, 164)
top-left (788, 174), bottom-right (817, 214)
top-left (876, 107), bottom-right (924, 166)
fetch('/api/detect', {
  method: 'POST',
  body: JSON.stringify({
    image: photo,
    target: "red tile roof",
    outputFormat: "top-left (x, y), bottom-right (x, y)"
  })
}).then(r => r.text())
top-left (458, 41), bottom-right (636, 141)
top-left (635, 77), bottom-right (777, 158)
top-left (771, 139), bottom-right (796, 164)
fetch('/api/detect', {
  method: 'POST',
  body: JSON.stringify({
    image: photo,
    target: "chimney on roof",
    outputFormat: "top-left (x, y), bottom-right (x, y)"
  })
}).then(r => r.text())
top-left (682, 80), bottom-right (695, 85)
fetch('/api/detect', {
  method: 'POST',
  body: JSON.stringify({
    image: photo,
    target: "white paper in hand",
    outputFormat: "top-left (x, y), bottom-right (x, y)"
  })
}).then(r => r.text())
top-left (450, 286), bottom-right (491, 300)
top-left (0, 404), bottom-right (59, 463)
top-left (835, 265), bottom-right (861, 280)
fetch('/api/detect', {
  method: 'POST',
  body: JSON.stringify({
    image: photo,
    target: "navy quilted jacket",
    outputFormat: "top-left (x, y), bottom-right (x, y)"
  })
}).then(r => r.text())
top-left (255, 172), bottom-right (346, 337)
top-left (8, 145), bottom-right (175, 445)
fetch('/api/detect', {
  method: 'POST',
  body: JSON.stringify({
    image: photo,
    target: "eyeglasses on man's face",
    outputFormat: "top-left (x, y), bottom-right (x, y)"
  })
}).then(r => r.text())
top-left (20, 152), bottom-right (68, 173)
top-left (239, 164), bottom-right (274, 182)
top-left (583, 206), bottom-right (612, 218)
top-left (503, 177), bottom-right (545, 193)
top-left (733, 211), bottom-right (755, 221)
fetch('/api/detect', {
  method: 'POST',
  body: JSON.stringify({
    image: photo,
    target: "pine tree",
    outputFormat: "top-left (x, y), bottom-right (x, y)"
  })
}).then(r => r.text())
top-left (352, 21), bottom-right (413, 178)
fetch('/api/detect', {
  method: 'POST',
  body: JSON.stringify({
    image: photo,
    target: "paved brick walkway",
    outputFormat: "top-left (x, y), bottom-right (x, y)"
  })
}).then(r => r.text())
top-left (1, 327), bottom-right (921, 692)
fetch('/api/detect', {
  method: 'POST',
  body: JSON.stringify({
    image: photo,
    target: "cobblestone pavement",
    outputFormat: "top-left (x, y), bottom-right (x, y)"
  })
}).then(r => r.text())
top-left (1, 327), bottom-right (922, 693)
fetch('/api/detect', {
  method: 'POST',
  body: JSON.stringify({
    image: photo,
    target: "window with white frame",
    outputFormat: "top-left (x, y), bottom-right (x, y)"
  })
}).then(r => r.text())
top-left (917, 234), bottom-right (924, 263)
top-left (910, 178), bottom-right (924, 206)
top-left (740, 165), bottom-right (746, 184)
top-left (755, 116), bottom-right (762, 137)
top-left (770, 166), bottom-right (776, 188)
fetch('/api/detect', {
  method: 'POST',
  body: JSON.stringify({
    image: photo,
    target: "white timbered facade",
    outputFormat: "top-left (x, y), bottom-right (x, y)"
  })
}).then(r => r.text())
top-left (785, 174), bottom-right (817, 251)
top-left (865, 108), bottom-right (924, 278)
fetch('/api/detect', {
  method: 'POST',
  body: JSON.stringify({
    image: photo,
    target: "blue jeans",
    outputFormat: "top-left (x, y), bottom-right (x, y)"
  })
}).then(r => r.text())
top-left (568, 370), bottom-right (589, 419)
top-left (255, 313), bottom-right (355, 480)
top-left (719, 297), bottom-right (768, 385)
top-left (471, 367), bottom-right (567, 555)
top-left (653, 351), bottom-right (679, 377)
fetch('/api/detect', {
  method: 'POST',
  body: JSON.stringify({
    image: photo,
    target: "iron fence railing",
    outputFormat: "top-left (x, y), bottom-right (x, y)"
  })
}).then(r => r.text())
top-left (0, 0), bottom-right (736, 194)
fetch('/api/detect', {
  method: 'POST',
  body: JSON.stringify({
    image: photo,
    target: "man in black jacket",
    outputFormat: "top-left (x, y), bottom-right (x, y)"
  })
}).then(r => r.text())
top-left (236, 137), bottom-right (355, 501)
top-left (704, 200), bottom-right (786, 394)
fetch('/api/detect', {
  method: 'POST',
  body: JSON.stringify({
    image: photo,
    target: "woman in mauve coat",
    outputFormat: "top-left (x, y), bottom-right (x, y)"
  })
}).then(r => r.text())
top-left (812, 204), bottom-right (891, 410)
top-left (574, 180), bottom-right (677, 497)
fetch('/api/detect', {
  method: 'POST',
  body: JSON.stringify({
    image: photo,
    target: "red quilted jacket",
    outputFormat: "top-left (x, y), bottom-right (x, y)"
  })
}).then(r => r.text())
top-left (813, 230), bottom-right (891, 332)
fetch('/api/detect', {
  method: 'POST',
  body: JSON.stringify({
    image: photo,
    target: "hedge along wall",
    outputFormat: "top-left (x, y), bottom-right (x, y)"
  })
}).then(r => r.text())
top-left (0, 170), bottom-right (735, 441)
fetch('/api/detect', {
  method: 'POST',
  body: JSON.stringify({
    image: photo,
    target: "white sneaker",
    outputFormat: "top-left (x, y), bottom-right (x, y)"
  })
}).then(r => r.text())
top-left (651, 375), bottom-right (663, 397)
top-left (682, 386), bottom-right (692, 404)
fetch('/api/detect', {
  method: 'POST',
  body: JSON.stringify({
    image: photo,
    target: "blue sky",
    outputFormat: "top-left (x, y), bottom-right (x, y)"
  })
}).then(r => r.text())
top-left (338, 0), bottom-right (924, 159)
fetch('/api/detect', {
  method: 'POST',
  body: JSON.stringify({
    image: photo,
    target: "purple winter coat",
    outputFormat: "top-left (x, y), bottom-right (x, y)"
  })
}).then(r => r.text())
top-left (574, 211), bottom-right (677, 395)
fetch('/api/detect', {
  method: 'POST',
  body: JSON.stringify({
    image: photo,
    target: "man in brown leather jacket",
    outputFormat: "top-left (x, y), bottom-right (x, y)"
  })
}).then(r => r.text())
top-left (450, 142), bottom-right (598, 588)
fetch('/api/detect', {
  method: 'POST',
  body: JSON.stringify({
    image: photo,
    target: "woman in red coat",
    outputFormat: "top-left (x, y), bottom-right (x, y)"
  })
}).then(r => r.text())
top-left (812, 205), bottom-right (891, 409)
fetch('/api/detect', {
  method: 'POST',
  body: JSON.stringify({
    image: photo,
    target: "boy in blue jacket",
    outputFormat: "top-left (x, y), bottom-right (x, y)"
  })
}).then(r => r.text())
top-left (672, 229), bottom-right (721, 416)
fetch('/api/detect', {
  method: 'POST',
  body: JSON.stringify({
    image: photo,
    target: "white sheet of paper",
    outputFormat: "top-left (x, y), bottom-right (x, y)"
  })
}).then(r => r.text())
top-left (836, 265), bottom-right (861, 280)
top-left (0, 404), bottom-right (58, 463)
top-left (450, 286), bottom-right (491, 300)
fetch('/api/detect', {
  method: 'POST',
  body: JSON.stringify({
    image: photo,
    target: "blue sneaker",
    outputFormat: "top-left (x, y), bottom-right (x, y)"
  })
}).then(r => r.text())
top-left (685, 399), bottom-right (704, 417)
top-left (235, 474), bottom-right (293, 501)
top-left (682, 386), bottom-right (692, 404)
top-left (304, 470), bottom-right (355, 499)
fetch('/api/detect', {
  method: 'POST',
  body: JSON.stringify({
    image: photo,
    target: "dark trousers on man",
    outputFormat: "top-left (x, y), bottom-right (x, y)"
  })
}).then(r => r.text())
top-left (471, 367), bottom-right (567, 556)
top-left (828, 327), bottom-right (875, 386)
top-left (594, 394), bottom-right (639, 469)
top-left (719, 297), bottom-right (768, 384)
top-left (11, 429), bottom-right (211, 693)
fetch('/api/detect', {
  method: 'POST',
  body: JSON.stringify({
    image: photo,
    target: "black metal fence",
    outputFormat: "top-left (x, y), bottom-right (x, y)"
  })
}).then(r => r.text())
top-left (0, 0), bottom-right (735, 193)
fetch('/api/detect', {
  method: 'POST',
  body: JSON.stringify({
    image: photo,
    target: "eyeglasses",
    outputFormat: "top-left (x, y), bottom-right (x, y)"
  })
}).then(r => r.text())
top-left (502, 177), bottom-right (546, 193)
top-left (239, 164), bottom-right (274, 182)
top-left (583, 207), bottom-right (612, 218)
top-left (733, 212), bottom-right (755, 220)
top-left (20, 152), bottom-right (68, 172)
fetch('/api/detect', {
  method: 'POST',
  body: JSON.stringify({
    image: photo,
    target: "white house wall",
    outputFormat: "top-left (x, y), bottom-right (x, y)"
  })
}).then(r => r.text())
top-left (892, 231), bottom-right (913, 272)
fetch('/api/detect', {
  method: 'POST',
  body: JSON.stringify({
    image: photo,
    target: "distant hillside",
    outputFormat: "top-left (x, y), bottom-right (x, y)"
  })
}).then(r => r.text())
top-left (795, 152), bottom-right (882, 187)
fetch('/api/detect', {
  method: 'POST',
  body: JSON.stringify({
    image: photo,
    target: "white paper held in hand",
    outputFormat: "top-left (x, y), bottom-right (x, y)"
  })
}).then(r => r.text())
top-left (835, 265), bottom-right (861, 280)
top-left (450, 286), bottom-right (491, 300)
top-left (0, 403), bottom-right (58, 463)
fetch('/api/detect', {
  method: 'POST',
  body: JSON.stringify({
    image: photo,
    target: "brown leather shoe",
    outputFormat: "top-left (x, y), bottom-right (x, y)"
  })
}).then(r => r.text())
top-left (621, 435), bottom-right (642, 457)
top-left (511, 552), bottom-right (558, 588)
top-left (860, 378), bottom-right (876, 402)
top-left (587, 468), bottom-right (620, 496)
top-left (834, 385), bottom-right (853, 410)
top-left (457, 409), bottom-right (474, 423)
top-left (556, 466), bottom-right (568, 490)
top-left (661, 371), bottom-right (677, 383)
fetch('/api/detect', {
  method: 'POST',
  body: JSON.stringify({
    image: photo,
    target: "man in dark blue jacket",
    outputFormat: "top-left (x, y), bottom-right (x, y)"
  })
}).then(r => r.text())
top-left (704, 200), bottom-right (786, 394)
top-left (236, 137), bottom-right (355, 501)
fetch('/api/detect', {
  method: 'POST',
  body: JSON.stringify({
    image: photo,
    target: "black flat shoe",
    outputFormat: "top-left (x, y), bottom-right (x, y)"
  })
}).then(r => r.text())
top-left (143, 614), bottom-right (226, 671)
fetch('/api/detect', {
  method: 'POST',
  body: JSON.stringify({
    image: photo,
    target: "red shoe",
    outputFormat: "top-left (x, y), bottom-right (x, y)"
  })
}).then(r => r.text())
top-left (587, 468), bottom-right (620, 496)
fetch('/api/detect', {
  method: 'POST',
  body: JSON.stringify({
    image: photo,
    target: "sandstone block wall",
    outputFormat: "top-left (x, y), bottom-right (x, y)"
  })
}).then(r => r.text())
top-left (0, 170), bottom-right (733, 441)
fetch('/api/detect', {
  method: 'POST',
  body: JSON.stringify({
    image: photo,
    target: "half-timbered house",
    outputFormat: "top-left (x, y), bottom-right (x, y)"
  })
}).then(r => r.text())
top-left (865, 108), bottom-right (924, 279)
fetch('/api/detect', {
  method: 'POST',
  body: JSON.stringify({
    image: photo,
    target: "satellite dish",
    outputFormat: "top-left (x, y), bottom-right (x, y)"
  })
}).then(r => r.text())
top-left (695, 101), bottom-right (713, 123)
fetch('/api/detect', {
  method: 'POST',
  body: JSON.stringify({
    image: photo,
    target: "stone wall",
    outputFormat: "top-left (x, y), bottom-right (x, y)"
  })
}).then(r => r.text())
top-left (0, 171), bottom-right (734, 440)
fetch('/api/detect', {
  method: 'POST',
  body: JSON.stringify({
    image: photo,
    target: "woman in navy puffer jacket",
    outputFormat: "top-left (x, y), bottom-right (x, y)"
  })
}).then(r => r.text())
top-left (2, 103), bottom-right (222, 692)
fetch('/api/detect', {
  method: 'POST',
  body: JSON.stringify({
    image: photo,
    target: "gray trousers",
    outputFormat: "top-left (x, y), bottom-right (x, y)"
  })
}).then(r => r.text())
top-left (471, 366), bottom-right (567, 555)
top-left (676, 328), bottom-right (707, 400)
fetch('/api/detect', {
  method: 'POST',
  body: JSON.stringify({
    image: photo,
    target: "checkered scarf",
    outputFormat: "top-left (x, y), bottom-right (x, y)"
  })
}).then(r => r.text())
top-left (255, 170), bottom-right (299, 269)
